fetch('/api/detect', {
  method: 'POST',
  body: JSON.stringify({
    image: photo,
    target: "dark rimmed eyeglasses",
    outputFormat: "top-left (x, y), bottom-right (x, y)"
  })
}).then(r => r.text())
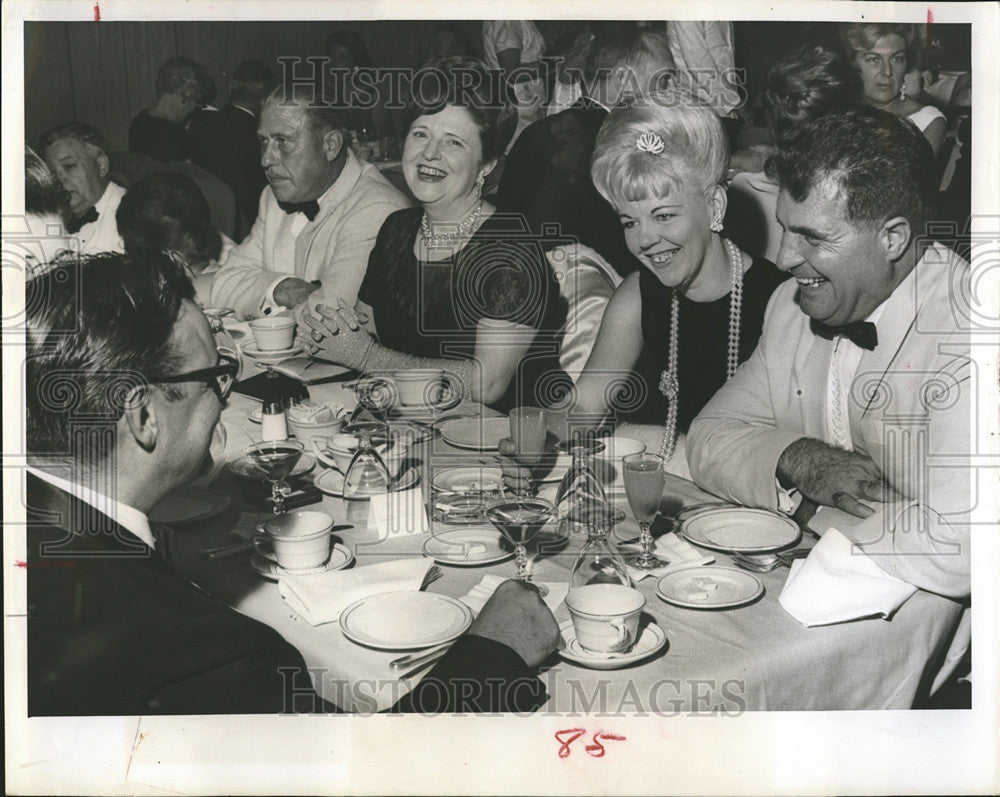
top-left (154, 353), bottom-right (239, 401)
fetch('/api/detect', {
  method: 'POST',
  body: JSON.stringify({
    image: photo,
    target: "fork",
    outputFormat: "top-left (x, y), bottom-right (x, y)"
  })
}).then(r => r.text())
top-left (419, 564), bottom-right (443, 591)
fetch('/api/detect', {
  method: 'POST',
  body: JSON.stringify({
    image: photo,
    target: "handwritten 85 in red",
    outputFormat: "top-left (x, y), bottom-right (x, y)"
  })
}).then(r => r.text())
top-left (555, 728), bottom-right (626, 758)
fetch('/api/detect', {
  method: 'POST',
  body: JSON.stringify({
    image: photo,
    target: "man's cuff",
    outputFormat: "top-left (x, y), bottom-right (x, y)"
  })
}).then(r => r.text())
top-left (775, 478), bottom-right (803, 515)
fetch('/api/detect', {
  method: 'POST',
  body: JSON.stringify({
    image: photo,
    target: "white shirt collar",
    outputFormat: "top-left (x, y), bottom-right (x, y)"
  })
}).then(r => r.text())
top-left (27, 466), bottom-right (156, 550)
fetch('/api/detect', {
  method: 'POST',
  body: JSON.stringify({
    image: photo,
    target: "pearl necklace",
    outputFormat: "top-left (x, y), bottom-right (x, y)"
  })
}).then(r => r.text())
top-left (419, 201), bottom-right (484, 248)
top-left (658, 238), bottom-right (745, 461)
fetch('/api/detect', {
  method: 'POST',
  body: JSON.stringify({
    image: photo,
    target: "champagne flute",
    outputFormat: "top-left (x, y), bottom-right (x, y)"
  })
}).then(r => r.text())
top-left (485, 496), bottom-right (553, 591)
top-left (245, 440), bottom-right (304, 515)
top-left (508, 406), bottom-right (546, 495)
top-left (622, 451), bottom-right (668, 569)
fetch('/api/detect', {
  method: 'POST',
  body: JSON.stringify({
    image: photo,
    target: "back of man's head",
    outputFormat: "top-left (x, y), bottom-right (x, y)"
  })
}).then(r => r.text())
top-left (26, 252), bottom-right (194, 464)
top-left (230, 59), bottom-right (275, 110)
top-left (583, 25), bottom-right (674, 103)
top-left (38, 122), bottom-right (109, 161)
top-left (766, 107), bottom-right (937, 233)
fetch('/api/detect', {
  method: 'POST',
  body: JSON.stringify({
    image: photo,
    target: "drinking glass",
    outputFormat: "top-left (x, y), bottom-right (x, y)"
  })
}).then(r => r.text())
top-left (245, 439), bottom-right (304, 515)
top-left (622, 451), bottom-right (667, 569)
top-left (342, 422), bottom-right (393, 499)
top-left (508, 406), bottom-right (546, 495)
top-left (485, 496), bottom-right (553, 590)
top-left (554, 433), bottom-right (608, 537)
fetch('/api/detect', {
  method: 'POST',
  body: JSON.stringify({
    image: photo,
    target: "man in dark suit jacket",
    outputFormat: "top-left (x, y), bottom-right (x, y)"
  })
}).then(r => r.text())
top-left (24, 251), bottom-right (559, 715)
top-left (498, 26), bottom-right (674, 278)
top-left (189, 59), bottom-right (274, 228)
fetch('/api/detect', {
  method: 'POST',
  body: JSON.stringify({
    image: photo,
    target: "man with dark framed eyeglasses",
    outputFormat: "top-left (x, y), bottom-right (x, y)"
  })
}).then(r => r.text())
top-left (23, 251), bottom-right (559, 716)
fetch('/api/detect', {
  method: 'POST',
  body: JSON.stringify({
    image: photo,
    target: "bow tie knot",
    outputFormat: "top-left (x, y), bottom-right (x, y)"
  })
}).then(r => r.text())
top-left (278, 199), bottom-right (320, 222)
top-left (64, 206), bottom-right (99, 234)
top-left (810, 319), bottom-right (878, 350)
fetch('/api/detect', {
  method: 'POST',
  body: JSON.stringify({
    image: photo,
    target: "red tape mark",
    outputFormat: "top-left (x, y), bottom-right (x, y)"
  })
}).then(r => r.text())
top-left (94, 3), bottom-right (101, 22)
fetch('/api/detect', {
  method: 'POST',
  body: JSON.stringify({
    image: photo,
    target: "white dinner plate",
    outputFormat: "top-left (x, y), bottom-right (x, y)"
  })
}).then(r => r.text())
top-left (241, 342), bottom-right (303, 364)
top-left (314, 467), bottom-right (420, 497)
top-left (655, 566), bottom-right (764, 610)
top-left (339, 591), bottom-right (474, 650)
top-left (680, 507), bottom-right (801, 553)
top-left (431, 466), bottom-right (503, 494)
top-left (421, 528), bottom-right (513, 567)
top-left (229, 453), bottom-right (315, 480)
top-left (438, 416), bottom-right (509, 450)
top-left (557, 620), bottom-right (667, 670)
top-left (149, 487), bottom-right (230, 525)
top-left (251, 543), bottom-right (354, 580)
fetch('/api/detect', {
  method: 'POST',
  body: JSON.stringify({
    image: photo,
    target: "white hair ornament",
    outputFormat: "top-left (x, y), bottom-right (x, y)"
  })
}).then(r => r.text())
top-left (636, 131), bottom-right (665, 155)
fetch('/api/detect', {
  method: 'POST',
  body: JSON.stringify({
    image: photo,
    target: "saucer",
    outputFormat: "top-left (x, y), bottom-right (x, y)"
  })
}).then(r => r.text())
top-left (421, 527), bottom-right (514, 567)
top-left (241, 341), bottom-right (303, 364)
top-left (229, 453), bottom-right (316, 480)
top-left (314, 467), bottom-right (420, 497)
top-left (251, 543), bottom-right (354, 580)
top-left (557, 620), bottom-right (667, 670)
top-left (655, 566), bottom-right (764, 609)
top-left (390, 392), bottom-right (461, 417)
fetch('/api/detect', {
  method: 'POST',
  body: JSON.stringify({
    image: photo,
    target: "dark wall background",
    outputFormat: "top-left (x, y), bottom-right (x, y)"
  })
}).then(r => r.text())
top-left (24, 20), bottom-right (970, 153)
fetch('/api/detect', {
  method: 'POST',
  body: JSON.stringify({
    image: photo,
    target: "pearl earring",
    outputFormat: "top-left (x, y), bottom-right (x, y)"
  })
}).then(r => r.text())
top-left (899, 84), bottom-right (907, 102)
top-left (710, 216), bottom-right (723, 233)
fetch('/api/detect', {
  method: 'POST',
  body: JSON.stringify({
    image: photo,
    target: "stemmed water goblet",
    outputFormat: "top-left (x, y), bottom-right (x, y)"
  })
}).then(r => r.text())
top-left (245, 439), bottom-right (304, 515)
top-left (622, 451), bottom-right (668, 569)
top-left (554, 432), bottom-right (608, 537)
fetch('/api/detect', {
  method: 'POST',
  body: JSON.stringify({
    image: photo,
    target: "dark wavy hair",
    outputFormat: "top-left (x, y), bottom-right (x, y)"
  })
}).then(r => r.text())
top-left (765, 107), bottom-right (937, 231)
top-left (765, 44), bottom-right (862, 144)
top-left (116, 172), bottom-right (222, 273)
top-left (25, 144), bottom-right (67, 218)
top-left (26, 251), bottom-right (195, 462)
top-left (155, 56), bottom-right (216, 105)
top-left (405, 55), bottom-right (517, 163)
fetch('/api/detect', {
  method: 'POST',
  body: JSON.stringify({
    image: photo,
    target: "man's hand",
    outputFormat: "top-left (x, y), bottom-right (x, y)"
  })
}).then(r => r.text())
top-left (777, 438), bottom-right (899, 518)
top-left (273, 277), bottom-right (320, 310)
top-left (468, 579), bottom-right (560, 669)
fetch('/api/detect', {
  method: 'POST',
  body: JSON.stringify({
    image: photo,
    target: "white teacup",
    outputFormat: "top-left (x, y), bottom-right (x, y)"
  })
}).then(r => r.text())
top-left (249, 316), bottom-right (296, 351)
top-left (565, 584), bottom-right (645, 653)
top-left (253, 510), bottom-right (334, 571)
top-left (393, 368), bottom-right (445, 406)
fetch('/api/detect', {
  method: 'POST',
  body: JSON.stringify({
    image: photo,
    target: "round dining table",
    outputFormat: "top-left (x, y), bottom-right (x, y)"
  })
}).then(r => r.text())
top-left (165, 372), bottom-right (968, 714)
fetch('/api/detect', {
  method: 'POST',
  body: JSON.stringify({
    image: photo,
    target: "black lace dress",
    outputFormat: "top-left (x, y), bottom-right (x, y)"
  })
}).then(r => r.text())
top-left (360, 208), bottom-right (568, 412)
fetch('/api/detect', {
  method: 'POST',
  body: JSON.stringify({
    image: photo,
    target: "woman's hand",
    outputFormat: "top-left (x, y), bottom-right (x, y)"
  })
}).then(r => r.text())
top-left (299, 299), bottom-right (374, 370)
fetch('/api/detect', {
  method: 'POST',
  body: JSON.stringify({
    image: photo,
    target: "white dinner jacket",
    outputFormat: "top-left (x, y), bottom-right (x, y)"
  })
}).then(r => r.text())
top-left (688, 242), bottom-right (972, 598)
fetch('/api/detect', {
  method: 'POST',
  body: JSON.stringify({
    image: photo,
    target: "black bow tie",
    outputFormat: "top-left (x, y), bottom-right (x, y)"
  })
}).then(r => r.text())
top-left (64, 206), bottom-right (99, 234)
top-left (810, 319), bottom-right (879, 351)
top-left (277, 199), bottom-right (320, 222)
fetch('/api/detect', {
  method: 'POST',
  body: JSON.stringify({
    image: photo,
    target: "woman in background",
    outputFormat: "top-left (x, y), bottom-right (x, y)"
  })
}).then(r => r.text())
top-left (841, 23), bottom-right (947, 155)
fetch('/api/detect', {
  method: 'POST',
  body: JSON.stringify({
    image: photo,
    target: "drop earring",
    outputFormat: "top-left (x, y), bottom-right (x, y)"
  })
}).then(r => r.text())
top-left (475, 173), bottom-right (485, 198)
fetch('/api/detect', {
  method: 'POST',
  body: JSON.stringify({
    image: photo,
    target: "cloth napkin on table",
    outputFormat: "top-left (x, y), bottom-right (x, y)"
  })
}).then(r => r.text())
top-left (367, 486), bottom-right (429, 539)
top-left (624, 532), bottom-right (716, 581)
top-left (461, 574), bottom-right (569, 614)
top-left (278, 558), bottom-right (429, 625)
top-left (779, 527), bottom-right (918, 626)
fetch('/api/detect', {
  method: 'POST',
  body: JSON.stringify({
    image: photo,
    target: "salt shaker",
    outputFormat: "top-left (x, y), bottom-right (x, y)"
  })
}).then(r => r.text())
top-left (260, 399), bottom-right (288, 442)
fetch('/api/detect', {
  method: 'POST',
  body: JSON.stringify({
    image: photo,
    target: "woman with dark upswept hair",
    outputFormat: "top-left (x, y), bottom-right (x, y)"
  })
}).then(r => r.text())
top-left (301, 56), bottom-right (567, 412)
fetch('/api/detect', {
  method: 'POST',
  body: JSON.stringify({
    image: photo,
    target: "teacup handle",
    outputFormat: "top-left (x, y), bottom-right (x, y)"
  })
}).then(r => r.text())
top-left (609, 618), bottom-right (630, 649)
top-left (310, 439), bottom-right (342, 471)
top-left (252, 533), bottom-right (279, 566)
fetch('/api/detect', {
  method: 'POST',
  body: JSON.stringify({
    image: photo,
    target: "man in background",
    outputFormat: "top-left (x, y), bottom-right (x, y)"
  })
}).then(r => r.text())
top-left (40, 122), bottom-right (125, 254)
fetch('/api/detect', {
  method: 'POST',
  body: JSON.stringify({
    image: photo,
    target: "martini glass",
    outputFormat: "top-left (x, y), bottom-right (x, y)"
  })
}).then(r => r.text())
top-left (485, 496), bottom-right (553, 593)
top-left (245, 439), bottom-right (304, 515)
top-left (622, 451), bottom-right (668, 569)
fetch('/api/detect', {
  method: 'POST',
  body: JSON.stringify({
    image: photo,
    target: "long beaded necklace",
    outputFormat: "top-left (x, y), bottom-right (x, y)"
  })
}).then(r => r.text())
top-left (419, 200), bottom-right (484, 248)
top-left (658, 238), bottom-right (745, 461)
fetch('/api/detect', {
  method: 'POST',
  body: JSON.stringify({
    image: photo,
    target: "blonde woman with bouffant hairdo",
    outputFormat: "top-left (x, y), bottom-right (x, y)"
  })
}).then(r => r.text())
top-left (561, 90), bottom-right (786, 468)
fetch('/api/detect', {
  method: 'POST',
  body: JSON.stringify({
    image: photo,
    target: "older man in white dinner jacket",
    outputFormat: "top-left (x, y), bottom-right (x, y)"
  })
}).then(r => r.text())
top-left (688, 108), bottom-right (971, 601)
top-left (211, 78), bottom-right (408, 320)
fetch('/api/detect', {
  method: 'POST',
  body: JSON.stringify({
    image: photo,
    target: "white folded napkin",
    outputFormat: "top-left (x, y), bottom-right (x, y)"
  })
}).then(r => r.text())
top-left (625, 531), bottom-right (716, 581)
top-left (461, 574), bottom-right (569, 615)
top-left (779, 527), bottom-right (918, 626)
top-left (278, 558), bottom-right (429, 625)
top-left (367, 486), bottom-right (429, 539)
